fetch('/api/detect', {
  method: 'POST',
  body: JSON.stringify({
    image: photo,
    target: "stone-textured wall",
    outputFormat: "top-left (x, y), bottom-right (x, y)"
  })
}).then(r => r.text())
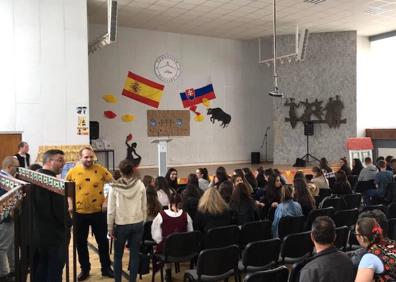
top-left (270, 31), bottom-right (357, 164)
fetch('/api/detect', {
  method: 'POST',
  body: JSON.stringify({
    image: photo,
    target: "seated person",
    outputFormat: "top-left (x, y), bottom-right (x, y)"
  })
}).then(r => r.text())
top-left (332, 171), bottom-right (352, 195)
top-left (299, 216), bottom-right (354, 282)
top-left (229, 183), bottom-right (258, 225)
top-left (311, 166), bottom-right (330, 189)
top-left (272, 185), bottom-right (303, 237)
top-left (355, 217), bottom-right (396, 282)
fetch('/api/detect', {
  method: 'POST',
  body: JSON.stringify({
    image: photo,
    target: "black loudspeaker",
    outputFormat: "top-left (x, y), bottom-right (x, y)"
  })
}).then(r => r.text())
top-left (251, 152), bottom-right (260, 164)
top-left (304, 121), bottom-right (314, 136)
top-left (293, 158), bottom-right (306, 167)
top-left (90, 121), bottom-right (99, 140)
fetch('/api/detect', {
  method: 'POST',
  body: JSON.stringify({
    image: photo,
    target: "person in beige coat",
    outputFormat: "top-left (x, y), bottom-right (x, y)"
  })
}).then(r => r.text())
top-left (107, 159), bottom-right (147, 282)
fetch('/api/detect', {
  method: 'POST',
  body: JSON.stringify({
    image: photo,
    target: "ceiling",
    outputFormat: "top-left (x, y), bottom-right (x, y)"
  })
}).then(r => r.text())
top-left (87, 0), bottom-right (396, 40)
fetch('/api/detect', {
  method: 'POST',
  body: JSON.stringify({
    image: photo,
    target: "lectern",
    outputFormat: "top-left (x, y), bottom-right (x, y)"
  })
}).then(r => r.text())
top-left (151, 138), bottom-right (172, 176)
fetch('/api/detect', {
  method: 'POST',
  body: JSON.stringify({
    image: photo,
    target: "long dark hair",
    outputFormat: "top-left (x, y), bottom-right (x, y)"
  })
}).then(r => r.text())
top-left (335, 170), bottom-right (348, 184)
top-left (165, 168), bottom-right (178, 189)
top-left (197, 168), bottom-right (209, 181)
top-left (146, 185), bottom-right (162, 219)
top-left (352, 158), bottom-right (364, 174)
top-left (187, 173), bottom-right (199, 187)
top-left (293, 178), bottom-right (315, 209)
top-left (215, 166), bottom-right (228, 185)
top-left (243, 167), bottom-right (258, 189)
top-left (256, 169), bottom-right (267, 188)
top-left (183, 174), bottom-right (203, 199)
top-left (219, 180), bottom-right (233, 203)
top-left (230, 183), bottom-right (252, 206)
top-left (319, 157), bottom-right (332, 173)
top-left (155, 176), bottom-right (174, 199)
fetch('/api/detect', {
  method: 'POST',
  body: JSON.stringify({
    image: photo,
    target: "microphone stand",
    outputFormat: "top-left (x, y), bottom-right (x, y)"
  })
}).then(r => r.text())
top-left (260, 127), bottom-right (270, 162)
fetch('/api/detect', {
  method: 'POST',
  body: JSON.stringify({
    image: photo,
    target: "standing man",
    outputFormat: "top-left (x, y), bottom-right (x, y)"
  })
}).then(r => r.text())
top-left (14, 142), bottom-right (30, 168)
top-left (31, 149), bottom-right (70, 282)
top-left (0, 156), bottom-right (19, 282)
top-left (66, 147), bottom-right (113, 281)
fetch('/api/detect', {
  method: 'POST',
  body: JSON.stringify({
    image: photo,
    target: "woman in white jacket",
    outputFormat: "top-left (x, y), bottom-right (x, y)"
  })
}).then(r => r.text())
top-left (107, 159), bottom-right (147, 282)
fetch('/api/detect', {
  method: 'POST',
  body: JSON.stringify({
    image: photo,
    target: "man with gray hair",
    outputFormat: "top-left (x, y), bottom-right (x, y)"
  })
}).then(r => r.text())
top-left (0, 156), bottom-right (20, 282)
top-left (31, 149), bottom-right (70, 282)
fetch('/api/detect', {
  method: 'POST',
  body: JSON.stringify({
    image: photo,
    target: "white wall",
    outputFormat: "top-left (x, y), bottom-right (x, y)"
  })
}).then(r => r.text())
top-left (0, 0), bottom-right (90, 161)
top-left (89, 25), bottom-right (273, 168)
top-left (357, 36), bottom-right (396, 136)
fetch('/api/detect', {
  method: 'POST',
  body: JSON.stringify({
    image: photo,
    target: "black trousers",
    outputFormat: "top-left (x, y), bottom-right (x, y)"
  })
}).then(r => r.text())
top-left (75, 212), bottom-right (111, 272)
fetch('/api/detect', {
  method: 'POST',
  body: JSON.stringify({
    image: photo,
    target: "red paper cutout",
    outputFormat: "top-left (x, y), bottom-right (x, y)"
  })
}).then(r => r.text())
top-left (104, 111), bottom-right (117, 119)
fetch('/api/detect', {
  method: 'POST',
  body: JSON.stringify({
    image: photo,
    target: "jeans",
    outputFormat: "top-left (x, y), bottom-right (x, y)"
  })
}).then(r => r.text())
top-left (75, 212), bottom-right (111, 273)
top-left (0, 222), bottom-right (14, 277)
top-left (32, 244), bottom-right (67, 282)
top-left (114, 222), bottom-right (144, 282)
top-left (364, 188), bottom-right (385, 205)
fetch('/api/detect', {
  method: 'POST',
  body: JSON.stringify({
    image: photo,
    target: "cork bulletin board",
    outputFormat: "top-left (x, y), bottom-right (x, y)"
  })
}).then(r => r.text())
top-left (147, 110), bottom-right (190, 137)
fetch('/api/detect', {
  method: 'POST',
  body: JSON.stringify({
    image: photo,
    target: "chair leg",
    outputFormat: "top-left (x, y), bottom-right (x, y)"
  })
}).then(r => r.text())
top-left (160, 264), bottom-right (164, 282)
top-left (152, 257), bottom-right (156, 282)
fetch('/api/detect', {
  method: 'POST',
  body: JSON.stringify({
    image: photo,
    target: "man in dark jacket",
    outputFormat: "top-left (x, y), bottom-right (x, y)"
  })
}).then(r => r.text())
top-left (31, 149), bottom-right (70, 282)
top-left (299, 216), bottom-right (354, 282)
top-left (14, 141), bottom-right (30, 168)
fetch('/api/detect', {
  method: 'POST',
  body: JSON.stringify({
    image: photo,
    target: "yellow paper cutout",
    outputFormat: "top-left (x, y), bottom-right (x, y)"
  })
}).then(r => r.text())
top-left (121, 114), bottom-right (135, 122)
top-left (194, 114), bottom-right (205, 122)
top-left (202, 98), bottom-right (210, 108)
top-left (102, 94), bottom-right (118, 104)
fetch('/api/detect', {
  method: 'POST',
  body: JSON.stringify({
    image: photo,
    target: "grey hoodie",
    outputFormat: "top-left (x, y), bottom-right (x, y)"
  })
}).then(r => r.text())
top-left (358, 164), bottom-right (378, 182)
top-left (107, 177), bottom-right (147, 231)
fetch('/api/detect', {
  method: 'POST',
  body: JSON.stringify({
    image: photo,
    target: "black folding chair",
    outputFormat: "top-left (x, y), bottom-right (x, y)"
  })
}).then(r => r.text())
top-left (239, 239), bottom-right (281, 273)
top-left (154, 231), bottom-right (202, 282)
top-left (280, 231), bottom-right (313, 264)
top-left (244, 266), bottom-right (289, 282)
top-left (361, 204), bottom-right (386, 214)
top-left (321, 197), bottom-right (344, 211)
top-left (334, 209), bottom-right (359, 227)
top-left (239, 220), bottom-right (272, 247)
top-left (389, 218), bottom-right (396, 240)
top-left (316, 189), bottom-right (331, 206)
top-left (204, 225), bottom-right (240, 249)
top-left (184, 245), bottom-right (240, 282)
top-left (343, 193), bottom-right (362, 209)
top-left (387, 203), bottom-right (396, 219)
top-left (305, 207), bottom-right (335, 230)
top-left (278, 216), bottom-right (305, 239)
top-left (334, 226), bottom-right (349, 251)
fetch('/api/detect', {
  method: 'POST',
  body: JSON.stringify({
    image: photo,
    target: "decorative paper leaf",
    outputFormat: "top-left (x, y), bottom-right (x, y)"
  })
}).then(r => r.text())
top-left (194, 114), bottom-right (205, 122)
top-left (189, 105), bottom-right (197, 112)
top-left (202, 98), bottom-right (210, 108)
top-left (102, 94), bottom-right (118, 104)
top-left (127, 133), bottom-right (133, 141)
top-left (104, 111), bottom-right (117, 119)
top-left (121, 114), bottom-right (135, 122)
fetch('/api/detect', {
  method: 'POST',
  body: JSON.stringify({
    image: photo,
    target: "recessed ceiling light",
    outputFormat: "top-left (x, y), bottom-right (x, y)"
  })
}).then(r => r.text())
top-left (303, 0), bottom-right (326, 4)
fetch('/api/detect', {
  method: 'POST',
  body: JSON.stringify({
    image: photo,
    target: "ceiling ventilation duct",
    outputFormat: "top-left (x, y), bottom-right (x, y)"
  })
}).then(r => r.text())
top-left (88, 0), bottom-right (118, 54)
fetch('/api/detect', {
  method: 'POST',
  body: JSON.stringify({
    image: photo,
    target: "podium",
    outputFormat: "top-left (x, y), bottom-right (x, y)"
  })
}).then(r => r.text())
top-left (151, 138), bottom-right (172, 176)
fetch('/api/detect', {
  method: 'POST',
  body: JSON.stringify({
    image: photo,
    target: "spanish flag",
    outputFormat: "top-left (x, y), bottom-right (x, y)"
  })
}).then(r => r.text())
top-left (122, 71), bottom-right (164, 108)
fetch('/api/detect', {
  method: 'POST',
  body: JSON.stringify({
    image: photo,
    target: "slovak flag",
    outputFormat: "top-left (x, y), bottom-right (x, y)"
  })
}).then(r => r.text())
top-left (180, 84), bottom-right (216, 108)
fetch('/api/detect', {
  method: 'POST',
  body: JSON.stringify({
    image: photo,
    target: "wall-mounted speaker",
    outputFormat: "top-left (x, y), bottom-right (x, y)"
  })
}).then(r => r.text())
top-left (90, 121), bottom-right (99, 140)
top-left (108, 0), bottom-right (118, 42)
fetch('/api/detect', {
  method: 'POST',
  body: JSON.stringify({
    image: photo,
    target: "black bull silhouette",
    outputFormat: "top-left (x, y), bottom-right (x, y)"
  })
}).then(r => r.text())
top-left (207, 108), bottom-right (231, 128)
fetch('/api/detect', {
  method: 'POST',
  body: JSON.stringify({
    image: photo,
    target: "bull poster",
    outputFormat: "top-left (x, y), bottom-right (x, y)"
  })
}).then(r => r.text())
top-left (147, 110), bottom-right (190, 137)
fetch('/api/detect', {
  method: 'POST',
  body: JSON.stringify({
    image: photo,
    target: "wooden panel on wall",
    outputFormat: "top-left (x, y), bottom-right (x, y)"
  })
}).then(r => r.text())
top-left (366, 129), bottom-right (396, 140)
top-left (147, 110), bottom-right (190, 137)
top-left (0, 133), bottom-right (22, 164)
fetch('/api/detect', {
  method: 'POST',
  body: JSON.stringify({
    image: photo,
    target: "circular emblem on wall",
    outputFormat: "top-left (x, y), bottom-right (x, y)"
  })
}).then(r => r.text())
top-left (154, 55), bottom-right (181, 83)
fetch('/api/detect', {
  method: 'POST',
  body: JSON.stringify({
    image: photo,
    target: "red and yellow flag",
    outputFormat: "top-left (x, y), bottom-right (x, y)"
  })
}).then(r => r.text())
top-left (122, 71), bottom-right (164, 108)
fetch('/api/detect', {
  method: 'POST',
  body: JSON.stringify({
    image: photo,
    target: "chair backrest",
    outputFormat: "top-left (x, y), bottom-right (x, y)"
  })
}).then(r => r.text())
top-left (334, 209), bottom-right (359, 227)
top-left (355, 180), bottom-right (375, 193)
top-left (204, 225), bottom-right (240, 249)
top-left (387, 203), bottom-right (396, 219)
top-left (348, 175), bottom-right (358, 189)
top-left (143, 220), bottom-right (154, 241)
top-left (241, 239), bottom-right (281, 270)
top-left (316, 189), bottom-right (331, 206)
top-left (362, 204), bottom-right (387, 214)
top-left (280, 231), bottom-right (313, 262)
top-left (334, 226), bottom-right (349, 251)
top-left (342, 193), bottom-right (362, 209)
top-left (278, 216), bottom-right (305, 239)
top-left (163, 231), bottom-right (202, 261)
top-left (244, 266), bottom-right (289, 282)
top-left (305, 207), bottom-right (335, 230)
top-left (240, 220), bottom-right (272, 246)
top-left (321, 197), bottom-right (344, 211)
top-left (196, 245), bottom-right (240, 278)
top-left (388, 218), bottom-right (396, 240)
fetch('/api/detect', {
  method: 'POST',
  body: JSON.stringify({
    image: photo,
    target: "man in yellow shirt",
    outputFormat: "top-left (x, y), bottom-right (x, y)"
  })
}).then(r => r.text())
top-left (66, 147), bottom-right (113, 281)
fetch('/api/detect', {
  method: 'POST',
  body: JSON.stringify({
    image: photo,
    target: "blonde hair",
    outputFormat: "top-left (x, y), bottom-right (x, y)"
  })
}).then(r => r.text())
top-left (198, 188), bottom-right (228, 215)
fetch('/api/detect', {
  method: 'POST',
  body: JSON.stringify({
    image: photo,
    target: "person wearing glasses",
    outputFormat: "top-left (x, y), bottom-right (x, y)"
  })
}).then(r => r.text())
top-left (31, 149), bottom-right (71, 282)
top-left (354, 217), bottom-right (396, 282)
